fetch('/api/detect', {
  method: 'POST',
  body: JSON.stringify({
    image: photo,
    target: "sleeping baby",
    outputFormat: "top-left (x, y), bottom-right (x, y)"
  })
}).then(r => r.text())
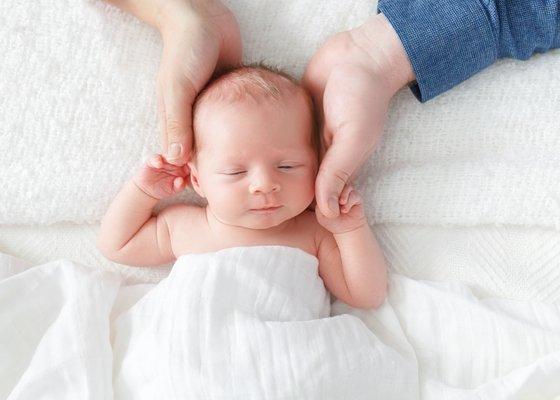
top-left (97, 64), bottom-right (390, 398)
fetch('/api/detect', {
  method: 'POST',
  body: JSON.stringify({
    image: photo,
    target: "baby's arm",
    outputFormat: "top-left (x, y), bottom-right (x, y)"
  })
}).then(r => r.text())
top-left (96, 154), bottom-right (190, 267)
top-left (315, 185), bottom-right (387, 309)
top-left (317, 225), bottom-right (387, 309)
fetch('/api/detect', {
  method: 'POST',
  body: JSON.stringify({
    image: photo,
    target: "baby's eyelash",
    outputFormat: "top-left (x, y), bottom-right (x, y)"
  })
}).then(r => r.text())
top-left (222, 166), bottom-right (298, 175)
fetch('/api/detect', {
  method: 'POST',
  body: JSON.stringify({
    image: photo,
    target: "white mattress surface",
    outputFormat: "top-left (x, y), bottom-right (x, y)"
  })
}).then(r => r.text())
top-left (2, 223), bottom-right (560, 302)
top-left (2, 0), bottom-right (559, 229)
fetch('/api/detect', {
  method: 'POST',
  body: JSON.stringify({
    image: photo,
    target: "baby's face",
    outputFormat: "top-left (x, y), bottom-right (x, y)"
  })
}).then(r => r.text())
top-left (189, 95), bottom-right (317, 230)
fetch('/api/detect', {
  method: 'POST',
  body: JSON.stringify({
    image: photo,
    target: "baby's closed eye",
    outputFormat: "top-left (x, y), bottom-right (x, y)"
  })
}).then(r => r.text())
top-left (220, 165), bottom-right (300, 175)
top-left (222, 170), bottom-right (246, 176)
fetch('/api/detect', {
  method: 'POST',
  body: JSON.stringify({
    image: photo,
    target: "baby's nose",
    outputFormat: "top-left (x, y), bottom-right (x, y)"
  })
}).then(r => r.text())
top-left (249, 175), bottom-right (281, 194)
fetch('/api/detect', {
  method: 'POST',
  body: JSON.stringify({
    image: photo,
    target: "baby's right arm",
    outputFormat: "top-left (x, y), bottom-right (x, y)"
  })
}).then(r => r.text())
top-left (96, 154), bottom-right (192, 267)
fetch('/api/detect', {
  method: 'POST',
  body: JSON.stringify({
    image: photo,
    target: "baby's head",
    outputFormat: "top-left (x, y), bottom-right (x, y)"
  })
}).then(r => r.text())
top-left (187, 64), bottom-right (319, 230)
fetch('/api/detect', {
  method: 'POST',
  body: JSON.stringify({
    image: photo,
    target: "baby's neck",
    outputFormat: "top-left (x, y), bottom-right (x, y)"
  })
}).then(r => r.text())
top-left (204, 206), bottom-right (293, 240)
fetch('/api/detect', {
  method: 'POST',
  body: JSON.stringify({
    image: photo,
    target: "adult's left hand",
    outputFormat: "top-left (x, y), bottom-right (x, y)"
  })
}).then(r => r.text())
top-left (303, 14), bottom-right (415, 219)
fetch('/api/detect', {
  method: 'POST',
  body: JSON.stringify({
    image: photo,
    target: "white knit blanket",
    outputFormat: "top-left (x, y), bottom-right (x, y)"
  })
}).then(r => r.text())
top-left (2, 246), bottom-right (560, 399)
top-left (2, 0), bottom-right (559, 228)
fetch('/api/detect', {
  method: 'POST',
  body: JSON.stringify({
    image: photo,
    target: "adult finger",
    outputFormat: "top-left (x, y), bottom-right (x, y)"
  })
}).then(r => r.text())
top-left (159, 76), bottom-right (196, 166)
top-left (315, 135), bottom-right (363, 219)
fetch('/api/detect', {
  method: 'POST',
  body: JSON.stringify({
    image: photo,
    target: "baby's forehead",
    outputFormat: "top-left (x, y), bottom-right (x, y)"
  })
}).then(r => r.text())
top-left (192, 65), bottom-right (317, 156)
top-left (196, 66), bottom-right (301, 105)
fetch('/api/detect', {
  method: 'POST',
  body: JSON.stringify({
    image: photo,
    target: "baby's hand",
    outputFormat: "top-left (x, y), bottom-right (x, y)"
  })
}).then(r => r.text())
top-left (132, 154), bottom-right (190, 200)
top-left (315, 184), bottom-right (367, 234)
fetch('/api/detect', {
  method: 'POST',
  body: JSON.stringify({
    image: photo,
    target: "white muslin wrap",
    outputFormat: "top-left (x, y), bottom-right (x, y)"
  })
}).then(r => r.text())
top-left (112, 245), bottom-right (412, 399)
top-left (3, 247), bottom-right (560, 399)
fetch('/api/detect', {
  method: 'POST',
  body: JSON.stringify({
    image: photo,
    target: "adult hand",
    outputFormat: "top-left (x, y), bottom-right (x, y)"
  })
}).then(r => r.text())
top-left (104, 0), bottom-right (242, 165)
top-left (303, 14), bottom-right (415, 219)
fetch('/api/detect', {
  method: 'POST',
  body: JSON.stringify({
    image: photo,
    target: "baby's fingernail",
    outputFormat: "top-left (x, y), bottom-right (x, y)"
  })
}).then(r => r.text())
top-left (328, 197), bottom-right (339, 213)
top-left (167, 143), bottom-right (183, 159)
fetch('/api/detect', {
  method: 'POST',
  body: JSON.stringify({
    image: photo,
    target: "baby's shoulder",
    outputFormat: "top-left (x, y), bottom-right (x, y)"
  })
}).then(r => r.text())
top-left (295, 209), bottom-right (335, 250)
top-left (158, 203), bottom-right (207, 232)
top-left (292, 209), bottom-right (324, 245)
top-left (158, 203), bottom-right (210, 255)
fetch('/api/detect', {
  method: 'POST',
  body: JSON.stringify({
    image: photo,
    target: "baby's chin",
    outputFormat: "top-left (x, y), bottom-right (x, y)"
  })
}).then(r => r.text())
top-left (243, 219), bottom-right (289, 230)
top-left (233, 211), bottom-right (296, 230)
top-left (212, 202), bottom-right (312, 230)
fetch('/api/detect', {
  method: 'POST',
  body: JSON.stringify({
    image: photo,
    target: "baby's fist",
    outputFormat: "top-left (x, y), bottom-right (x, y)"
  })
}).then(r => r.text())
top-left (315, 184), bottom-right (367, 234)
top-left (133, 154), bottom-right (190, 200)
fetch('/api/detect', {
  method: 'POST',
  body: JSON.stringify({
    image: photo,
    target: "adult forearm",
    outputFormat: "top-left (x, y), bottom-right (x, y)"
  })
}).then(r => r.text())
top-left (377, 0), bottom-right (560, 102)
top-left (334, 225), bottom-right (388, 308)
top-left (97, 180), bottom-right (159, 254)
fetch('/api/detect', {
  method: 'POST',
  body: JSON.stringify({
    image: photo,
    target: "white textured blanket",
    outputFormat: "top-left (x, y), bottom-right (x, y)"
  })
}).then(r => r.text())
top-left (112, 246), bottom-right (409, 399)
top-left (2, 246), bottom-right (560, 399)
top-left (2, 0), bottom-right (559, 228)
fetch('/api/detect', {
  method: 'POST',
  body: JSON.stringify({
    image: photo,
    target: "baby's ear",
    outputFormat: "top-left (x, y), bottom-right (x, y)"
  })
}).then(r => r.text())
top-left (187, 162), bottom-right (205, 198)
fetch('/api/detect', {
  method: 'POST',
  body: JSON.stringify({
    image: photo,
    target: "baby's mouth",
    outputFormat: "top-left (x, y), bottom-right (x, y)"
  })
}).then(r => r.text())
top-left (251, 205), bottom-right (282, 211)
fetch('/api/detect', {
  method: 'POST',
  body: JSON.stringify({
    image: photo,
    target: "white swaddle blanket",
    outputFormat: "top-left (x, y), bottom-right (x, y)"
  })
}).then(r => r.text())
top-left (2, 246), bottom-right (560, 399)
top-left (112, 245), bottom-right (410, 399)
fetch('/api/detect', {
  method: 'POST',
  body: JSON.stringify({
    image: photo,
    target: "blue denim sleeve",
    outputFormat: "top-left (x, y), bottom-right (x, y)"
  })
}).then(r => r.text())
top-left (377, 0), bottom-right (560, 102)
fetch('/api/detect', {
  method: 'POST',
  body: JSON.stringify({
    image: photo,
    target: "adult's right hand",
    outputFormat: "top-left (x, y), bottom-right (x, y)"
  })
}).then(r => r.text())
top-left (104, 0), bottom-right (243, 165)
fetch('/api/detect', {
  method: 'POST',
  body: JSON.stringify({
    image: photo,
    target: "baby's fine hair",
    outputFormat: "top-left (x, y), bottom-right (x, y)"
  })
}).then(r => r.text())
top-left (192, 62), bottom-right (319, 156)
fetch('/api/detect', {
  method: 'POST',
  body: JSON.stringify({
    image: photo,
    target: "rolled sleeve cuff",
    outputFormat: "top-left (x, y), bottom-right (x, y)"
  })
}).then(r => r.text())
top-left (377, 0), bottom-right (498, 102)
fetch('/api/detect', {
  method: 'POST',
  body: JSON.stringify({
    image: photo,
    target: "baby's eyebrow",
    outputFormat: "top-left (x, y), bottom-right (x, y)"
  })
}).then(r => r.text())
top-left (216, 159), bottom-right (245, 166)
top-left (213, 149), bottom-right (310, 166)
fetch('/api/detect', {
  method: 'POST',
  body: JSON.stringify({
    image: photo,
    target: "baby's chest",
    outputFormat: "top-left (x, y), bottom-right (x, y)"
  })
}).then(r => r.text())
top-left (172, 225), bottom-right (317, 258)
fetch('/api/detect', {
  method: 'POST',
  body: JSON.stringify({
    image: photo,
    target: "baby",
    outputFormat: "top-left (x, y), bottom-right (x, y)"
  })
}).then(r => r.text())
top-left (97, 64), bottom-right (387, 309)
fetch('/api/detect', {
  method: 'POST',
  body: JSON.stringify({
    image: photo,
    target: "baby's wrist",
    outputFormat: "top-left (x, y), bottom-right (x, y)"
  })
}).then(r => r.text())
top-left (332, 223), bottom-right (374, 248)
top-left (131, 178), bottom-right (161, 202)
top-left (332, 220), bottom-right (369, 238)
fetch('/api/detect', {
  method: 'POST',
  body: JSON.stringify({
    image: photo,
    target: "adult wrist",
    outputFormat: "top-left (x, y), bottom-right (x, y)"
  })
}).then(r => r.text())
top-left (156, 0), bottom-right (200, 37)
top-left (157, 0), bottom-right (230, 42)
top-left (349, 13), bottom-right (416, 97)
top-left (104, 0), bottom-right (168, 30)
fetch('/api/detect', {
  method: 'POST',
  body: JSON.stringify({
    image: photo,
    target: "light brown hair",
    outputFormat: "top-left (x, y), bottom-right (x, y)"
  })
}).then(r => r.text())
top-left (191, 62), bottom-right (319, 159)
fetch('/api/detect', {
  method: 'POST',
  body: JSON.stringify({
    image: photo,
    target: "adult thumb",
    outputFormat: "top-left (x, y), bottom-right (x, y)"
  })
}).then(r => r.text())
top-left (158, 78), bottom-right (196, 166)
top-left (315, 140), bottom-right (359, 219)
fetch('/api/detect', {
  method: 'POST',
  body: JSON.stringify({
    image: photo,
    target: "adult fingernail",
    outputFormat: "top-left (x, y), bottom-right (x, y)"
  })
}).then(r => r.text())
top-left (167, 143), bottom-right (182, 159)
top-left (328, 197), bottom-right (339, 214)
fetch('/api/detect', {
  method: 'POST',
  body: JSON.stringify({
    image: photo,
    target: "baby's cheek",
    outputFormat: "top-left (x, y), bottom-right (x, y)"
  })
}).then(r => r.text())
top-left (299, 173), bottom-right (316, 206)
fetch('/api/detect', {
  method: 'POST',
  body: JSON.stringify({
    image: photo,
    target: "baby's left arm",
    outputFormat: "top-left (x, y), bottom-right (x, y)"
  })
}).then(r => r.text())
top-left (315, 185), bottom-right (387, 309)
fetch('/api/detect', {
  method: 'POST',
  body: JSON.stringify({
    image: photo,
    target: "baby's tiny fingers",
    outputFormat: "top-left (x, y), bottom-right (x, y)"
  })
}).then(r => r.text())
top-left (348, 190), bottom-right (362, 206)
top-left (173, 177), bottom-right (184, 191)
top-left (341, 191), bottom-right (361, 212)
top-left (148, 154), bottom-right (163, 169)
top-left (339, 184), bottom-right (353, 205)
